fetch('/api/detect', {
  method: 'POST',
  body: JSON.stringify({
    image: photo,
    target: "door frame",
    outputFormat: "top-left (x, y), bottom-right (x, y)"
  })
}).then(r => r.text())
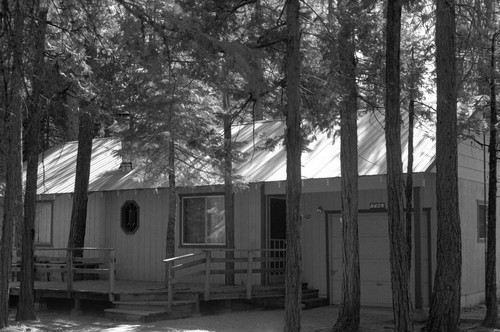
top-left (262, 195), bottom-right (286, 285)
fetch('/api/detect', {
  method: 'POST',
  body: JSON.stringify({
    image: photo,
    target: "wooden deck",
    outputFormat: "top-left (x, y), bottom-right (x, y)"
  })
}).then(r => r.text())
top-left (9, 280), bottom-right (164, 301)
top-left (9, 280), bottom-right (286, 302)
top-left (9, 247), bottom-right (290, 311)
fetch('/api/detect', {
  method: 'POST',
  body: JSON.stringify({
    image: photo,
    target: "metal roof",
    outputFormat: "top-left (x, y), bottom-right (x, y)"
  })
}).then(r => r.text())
top-left (34, 138), bottom-right (124, 194)
top-left (31, 111), bottom-right (436, 194)
top-left (234, 111), bottom-right (436, 182)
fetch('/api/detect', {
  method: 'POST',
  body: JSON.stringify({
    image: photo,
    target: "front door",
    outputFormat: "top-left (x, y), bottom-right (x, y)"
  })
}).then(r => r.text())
top-left (269, 197), bottom-right (286, 284)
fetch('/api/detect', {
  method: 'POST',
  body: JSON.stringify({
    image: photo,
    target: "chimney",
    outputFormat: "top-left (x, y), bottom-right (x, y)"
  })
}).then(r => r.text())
top-left (119, 161), bottom-right (133, 172)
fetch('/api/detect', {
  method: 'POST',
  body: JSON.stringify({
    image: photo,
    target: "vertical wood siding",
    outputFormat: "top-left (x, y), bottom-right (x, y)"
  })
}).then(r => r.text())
top-left (104, 189), bottom-right (169, 282)
top-left (301, 192), bottom-right (338, 297)
top-left (39, 193), bottom-right (106, 255)
top-left (174, 185), bottom-right (263, 285)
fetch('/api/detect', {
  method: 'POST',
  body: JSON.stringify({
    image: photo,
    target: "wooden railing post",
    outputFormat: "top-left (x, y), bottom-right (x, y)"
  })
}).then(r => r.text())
top-left (108, 249), bottom-right (115, 302)
top-left (66, 249), bottom-right (73, 294)
top-left (246, 250), bottom-right (253, 299)
top-left (204, 251), bottom-right (211, 301)
top-left (167, 262), bottom-right (173, 311)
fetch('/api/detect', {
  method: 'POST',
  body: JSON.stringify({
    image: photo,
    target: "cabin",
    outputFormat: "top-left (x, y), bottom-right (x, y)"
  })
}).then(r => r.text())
top-left (1, 110), bottom-right (498, 317)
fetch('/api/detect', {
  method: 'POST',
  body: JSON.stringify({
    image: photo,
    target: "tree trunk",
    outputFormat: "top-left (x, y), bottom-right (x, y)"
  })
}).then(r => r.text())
top-left (385, 0), bottom-right (412, 330)
top-left (405, 98), bottom-right (414, 274)
top-left (166, 128), bottom-right (176, 260)
top-left (165, 122), bottom-right (176, 285)
top-left (284, 0), bottom-right (302, 331)
top-left (224, 113), bottom-right (235, 286)
top-left (406, 41), bottom-right (417, 275)
top-left (67, 110), bottom-right (95, 257)
top-left (483, 31), bottom-right (498, 328)
top-left (0, 0), bottom-right (24, 327)
top-left (17, 7), bottom-right (47, 322)
top-left (251, 0), bottom-right (264, 121)
top-left (426, 0), bottom-right (461, 329)
top-left (333, 0), bottom-right (360, 331)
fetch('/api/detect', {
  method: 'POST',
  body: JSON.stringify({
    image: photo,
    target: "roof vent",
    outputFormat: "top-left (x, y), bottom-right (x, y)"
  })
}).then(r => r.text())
top-left (119, 162), bottom-right (133, 172)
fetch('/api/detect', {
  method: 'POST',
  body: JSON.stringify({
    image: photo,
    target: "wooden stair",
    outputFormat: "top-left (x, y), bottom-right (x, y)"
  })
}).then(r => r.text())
top-left (253, 283), bottom-right (329, 310)
top-left (104, 289), bottom-right (199, 322)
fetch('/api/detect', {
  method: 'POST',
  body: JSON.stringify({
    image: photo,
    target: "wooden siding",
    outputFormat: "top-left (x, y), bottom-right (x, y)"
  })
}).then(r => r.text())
top-left (301, 192), bottom-right (332, 297)
top-left (234, 185), bottom-right (263, 285)
top-left (45, 193), bottom-right (106, 250)
top-left (34, 201), bottom-right (53, 245)
top-left (300, 185), bottom-right (437, 307)
top-left (173, 185), bottom-right (263, 285)
top-left (104, 188), bottom-right (169, 282)
top-left (458, 139), bottom-right (486, 182)
top-left (329, 212), bottom-right (395, 306)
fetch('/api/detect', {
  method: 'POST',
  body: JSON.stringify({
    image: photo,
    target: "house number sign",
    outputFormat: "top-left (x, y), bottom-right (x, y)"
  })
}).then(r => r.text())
top-left (369, 202), bottom-right (385, 209)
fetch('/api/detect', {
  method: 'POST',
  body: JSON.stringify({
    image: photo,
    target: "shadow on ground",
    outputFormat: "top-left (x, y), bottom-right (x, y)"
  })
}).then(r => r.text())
top-left (1, 302), bottom-right (498, 332)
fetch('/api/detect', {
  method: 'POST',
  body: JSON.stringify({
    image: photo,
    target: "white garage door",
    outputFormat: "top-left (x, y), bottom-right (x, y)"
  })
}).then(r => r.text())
top-left (329, 213), bottom-right (392, 307)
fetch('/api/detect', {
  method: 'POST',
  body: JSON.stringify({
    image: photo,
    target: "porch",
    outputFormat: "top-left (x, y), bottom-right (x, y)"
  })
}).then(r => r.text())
top-left (9, 247), bottom-right (327, 321)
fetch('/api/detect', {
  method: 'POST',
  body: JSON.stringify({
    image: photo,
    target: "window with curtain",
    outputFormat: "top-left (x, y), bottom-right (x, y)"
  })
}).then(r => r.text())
top-left (182, 195), bottom-right (225, 246)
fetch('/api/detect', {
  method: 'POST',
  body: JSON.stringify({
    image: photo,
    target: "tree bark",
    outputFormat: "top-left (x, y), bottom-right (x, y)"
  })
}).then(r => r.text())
top-left (0, 0), bottom-right (24, 327)
top-left (405, 98), bottom-right (414, 275)
top-left (483, 31), bottom-right (498, 328)
top-left (224, 113), bottom-right (235, 286)
top-left (165, 120), bottom-right (176, 286)
top-left (333, 0), bottom-right (360, 331)
top-left (67, 110), bottom-right (95, 257)
top-left (17, 7), bottom-right (47, 322)
top-left (166, 127), bottom-right (176, 260)
top-left (284, 0), bottom-right (302, 331)
top-left (426, 0), bottom-right (462, 329)
top-left (385, 0), bottom-right (412, 330)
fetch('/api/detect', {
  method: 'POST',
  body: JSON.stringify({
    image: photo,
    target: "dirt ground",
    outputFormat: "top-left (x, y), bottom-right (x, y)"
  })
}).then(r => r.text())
top-left (1, 300), bottom-right (499, 332)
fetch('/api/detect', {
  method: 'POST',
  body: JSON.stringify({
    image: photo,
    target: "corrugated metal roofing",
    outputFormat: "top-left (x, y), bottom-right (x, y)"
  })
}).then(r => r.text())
top-left (233, 111), bottom-right (436, 182)
top-left (34, 138), bottom-right (124, 194)
top-left (32, 111), bottom-right (436, 194)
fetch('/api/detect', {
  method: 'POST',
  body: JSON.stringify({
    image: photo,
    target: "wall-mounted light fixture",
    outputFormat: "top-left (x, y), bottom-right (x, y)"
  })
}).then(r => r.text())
top-left (316, 206), bottom-right (323, 214)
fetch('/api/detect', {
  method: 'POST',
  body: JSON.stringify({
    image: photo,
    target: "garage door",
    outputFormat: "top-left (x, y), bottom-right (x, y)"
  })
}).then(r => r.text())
top-left (329, 213), bottom-right (392, 307)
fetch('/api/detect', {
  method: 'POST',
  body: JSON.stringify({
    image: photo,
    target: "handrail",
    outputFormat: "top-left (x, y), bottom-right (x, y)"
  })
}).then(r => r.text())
top-left (11, 247), bottom-right (116, 301)
top-left (163, 248), bottom-right (286, 310)
top-left (163, 252), bottom-right (206, 263)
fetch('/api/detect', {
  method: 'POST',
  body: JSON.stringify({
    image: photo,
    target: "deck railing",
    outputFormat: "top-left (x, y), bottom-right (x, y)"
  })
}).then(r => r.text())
top-left (163, 248), bottom-right (286, 310)
top-left (12, 247), bottom-right (116, 301)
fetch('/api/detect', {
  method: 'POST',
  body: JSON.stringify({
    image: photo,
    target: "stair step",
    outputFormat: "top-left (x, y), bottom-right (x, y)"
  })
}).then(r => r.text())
top-left (302, 290), bottom-right (319, 299)
top-left (113, 300), bottom-right (196, 311)
top-left (105, 299), bottom-right (198, 322)
top-left (104, 308), bottom-right (169, 322)
top-left (302, 297), bottom-right (329, 310)
top-left (116, 292), bottom-right (170, 302)
top-left (116, 289), bottom-right (199, 302)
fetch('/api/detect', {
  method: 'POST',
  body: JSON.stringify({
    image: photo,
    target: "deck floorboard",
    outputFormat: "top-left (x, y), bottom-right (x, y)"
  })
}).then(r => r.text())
top-left (9, 280), bottom-right (285, 301)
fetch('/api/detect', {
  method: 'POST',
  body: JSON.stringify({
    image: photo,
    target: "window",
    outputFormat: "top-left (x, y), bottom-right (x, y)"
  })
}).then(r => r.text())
top-left (35, 201), bottom-right (52, 245)
top-left (121, 200), bottom-right (139, 234)
top-left (182, 195), bottom-right (225, 246)
top-left (478, 202), bottom-right (487, 241)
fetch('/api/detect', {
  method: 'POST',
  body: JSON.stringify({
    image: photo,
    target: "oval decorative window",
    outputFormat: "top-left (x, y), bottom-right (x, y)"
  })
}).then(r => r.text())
top-left (121, 200), bottom-right (139, 234)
